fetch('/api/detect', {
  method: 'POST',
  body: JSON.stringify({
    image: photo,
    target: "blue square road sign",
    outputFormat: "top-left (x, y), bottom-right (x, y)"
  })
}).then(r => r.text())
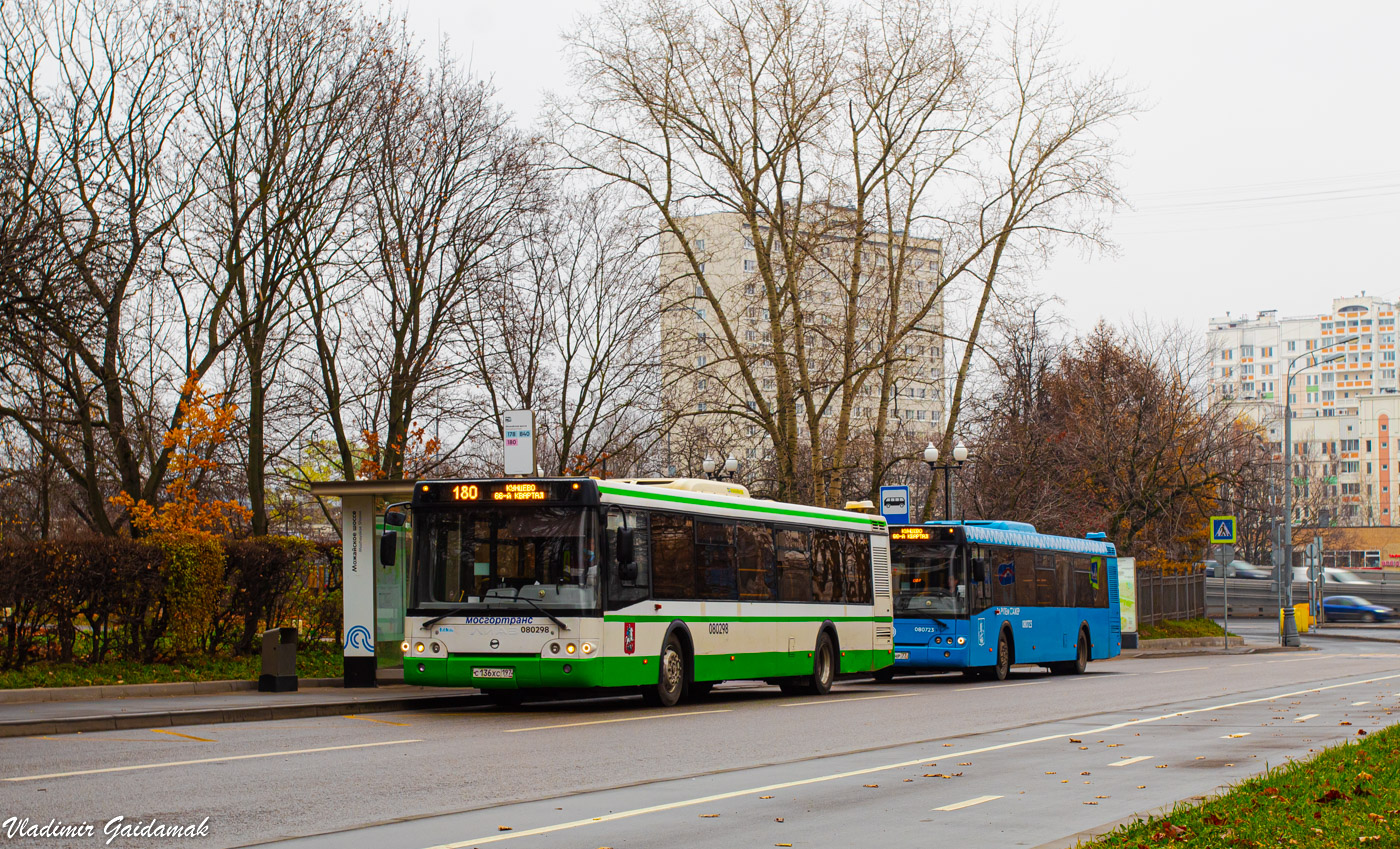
top-left (1209, 515), bottom-right (1236, 545)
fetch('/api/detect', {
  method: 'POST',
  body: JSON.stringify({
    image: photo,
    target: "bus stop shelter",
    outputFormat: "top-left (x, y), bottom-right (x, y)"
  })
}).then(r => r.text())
top-left (309, 480), bottom-right (415, 687)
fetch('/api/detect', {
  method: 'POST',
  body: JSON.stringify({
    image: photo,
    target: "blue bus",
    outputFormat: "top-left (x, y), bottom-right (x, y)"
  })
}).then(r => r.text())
top-left (880, 520), bottom-right (1120, 680)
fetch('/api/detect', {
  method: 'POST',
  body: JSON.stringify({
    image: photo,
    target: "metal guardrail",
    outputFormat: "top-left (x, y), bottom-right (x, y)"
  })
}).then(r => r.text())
top-left (1136, 570), bottom-right (1207, 625)
top-left (1205, 578), bottom-right (1400, 618)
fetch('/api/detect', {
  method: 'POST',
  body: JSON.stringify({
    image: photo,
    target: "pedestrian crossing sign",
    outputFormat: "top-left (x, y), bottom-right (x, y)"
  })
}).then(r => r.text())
top-left (1209, 515), bottom-right (1236, 545)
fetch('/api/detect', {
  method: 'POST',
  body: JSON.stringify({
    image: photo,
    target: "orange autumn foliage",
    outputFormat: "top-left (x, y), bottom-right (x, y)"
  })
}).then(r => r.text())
top-left (111, 376), bottom-right (251, 536)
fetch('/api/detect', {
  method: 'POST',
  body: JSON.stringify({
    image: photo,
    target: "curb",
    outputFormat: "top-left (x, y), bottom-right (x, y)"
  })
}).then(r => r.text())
top-left (1135, 636), bottom-right (1246, 650)
top-left (0, 678), bottom-right (345, 705)
top-left (0, 690), bottom-right (492, 739)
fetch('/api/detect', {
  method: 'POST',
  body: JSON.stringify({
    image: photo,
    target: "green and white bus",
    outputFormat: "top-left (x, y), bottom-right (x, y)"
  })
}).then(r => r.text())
top-left (382, 477), bottom-right (893, 706)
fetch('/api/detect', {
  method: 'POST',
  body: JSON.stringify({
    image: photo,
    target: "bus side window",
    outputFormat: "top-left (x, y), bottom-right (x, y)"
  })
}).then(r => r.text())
top-left (1035, 553), bottom-right (1057, 607)
top-left (811, 529), bottom-right (842, 602)
top-left (843, 533), bottom-right (871, 604)
top-left (1013, 549), bottom-right (1036, 607)
top-left (737, 523), bottom-right (776, 601)
top-left (775, 528), bottom-right (812, 602)
top-left (651, 512), bottom-right (697, 599)
top-left (695, 519), bottom-right (738, 600)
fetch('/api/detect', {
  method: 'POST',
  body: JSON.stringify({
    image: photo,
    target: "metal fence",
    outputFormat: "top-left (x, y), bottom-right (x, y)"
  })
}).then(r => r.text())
top-left (1134, 568), bottom-right (1207, 625)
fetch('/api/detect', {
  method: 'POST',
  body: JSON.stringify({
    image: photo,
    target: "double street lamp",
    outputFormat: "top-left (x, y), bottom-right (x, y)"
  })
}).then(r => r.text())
top-left (1279, 334), bottom-right (1358, 645)
top-left (702, 454), bottom-right (739, 481)
top-left (923, 441), bottom-right (968, 520)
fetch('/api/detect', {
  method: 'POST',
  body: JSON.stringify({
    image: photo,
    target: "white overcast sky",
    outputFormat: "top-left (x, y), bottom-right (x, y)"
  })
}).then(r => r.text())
top-left (401, 1), bottom-right (1400, 334)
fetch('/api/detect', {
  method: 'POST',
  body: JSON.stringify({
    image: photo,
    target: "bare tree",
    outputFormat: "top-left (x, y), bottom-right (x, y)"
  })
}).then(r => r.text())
top-left (0, 0), bottom-right (233, 535)
top-left (178, 0), bottom-right (380, 533)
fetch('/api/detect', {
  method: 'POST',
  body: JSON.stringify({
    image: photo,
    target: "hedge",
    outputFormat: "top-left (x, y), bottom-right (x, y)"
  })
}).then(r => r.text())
top-left (0, 535), bottom-right (341, 669)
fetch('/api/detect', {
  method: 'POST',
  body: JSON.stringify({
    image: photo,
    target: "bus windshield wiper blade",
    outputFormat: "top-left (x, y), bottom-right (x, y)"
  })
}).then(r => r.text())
top-left (517, 596), bottom-right (569, 631)
top-left (422, 607), bottom-right (470, 630)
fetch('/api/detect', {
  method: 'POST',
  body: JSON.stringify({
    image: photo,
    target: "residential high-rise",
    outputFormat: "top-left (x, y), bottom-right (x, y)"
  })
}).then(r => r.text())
top-left (658, 210), bottom-right (944, 477)
top-left (1208, 295), bottom-right (1400, 526)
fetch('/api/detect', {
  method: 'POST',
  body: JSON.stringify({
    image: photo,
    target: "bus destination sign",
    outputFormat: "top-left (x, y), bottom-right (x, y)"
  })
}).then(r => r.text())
top-left (890, 527), bottom-right (931, 541)
top-left (414, 480), bottom-right (597, 506)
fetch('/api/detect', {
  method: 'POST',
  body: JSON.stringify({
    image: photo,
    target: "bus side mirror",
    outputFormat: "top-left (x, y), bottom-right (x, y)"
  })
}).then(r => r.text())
top-left (385, 510), bottom-right (406, 527)
top-left (379, 530), bottom-right (398, 567)
top-left (615, 527), bottom-right (637, 581)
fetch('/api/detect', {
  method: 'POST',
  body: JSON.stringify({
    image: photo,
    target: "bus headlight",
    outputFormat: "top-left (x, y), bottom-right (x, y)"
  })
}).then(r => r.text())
top-left (550, 643), bottom-right (560, 654)
top-left (566, 643), bottom-right (577, 654)
top-left (430, 642), bottom-right (441, 654)
top-left (415, 642), bottom-right (425, 654)
top-left (581, 642), bottom-right (594, 654)
top-left (401, 641), bottom-right (410, 653)
top-left (957, 637), bottom-right (966, 645)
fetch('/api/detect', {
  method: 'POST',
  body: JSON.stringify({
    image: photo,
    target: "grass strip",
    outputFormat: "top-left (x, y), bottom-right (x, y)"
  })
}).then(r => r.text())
top-left (0, 644), bottom-right (344, 689)
top-left (1084, 723), bottom-right (1400, 847)
top-left (1137, 618), bottom-right (1228, 640)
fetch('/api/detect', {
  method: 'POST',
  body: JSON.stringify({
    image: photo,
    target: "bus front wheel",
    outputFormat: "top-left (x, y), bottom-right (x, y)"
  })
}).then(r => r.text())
top-left (993, 631), bottom-right (1012, 681)
top-left (643, 633), bottom-right (687, 708)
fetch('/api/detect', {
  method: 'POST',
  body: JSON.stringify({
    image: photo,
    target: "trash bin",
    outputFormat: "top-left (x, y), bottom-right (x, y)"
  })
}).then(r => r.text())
top-left (258, 627), bottom-right (298, 692)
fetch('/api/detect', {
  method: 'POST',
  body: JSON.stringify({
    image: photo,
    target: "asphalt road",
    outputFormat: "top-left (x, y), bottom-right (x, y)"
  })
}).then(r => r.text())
top-left (1, 641), bottom-right (1398, 849)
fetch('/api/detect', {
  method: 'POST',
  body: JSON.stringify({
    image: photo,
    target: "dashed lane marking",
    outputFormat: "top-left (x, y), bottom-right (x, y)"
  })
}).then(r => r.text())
top-left (1222, 733), bottom-right (1251, 738)
top-left (411, 673), bottom-right (1400, 849)
top-left (1153, 666), bottom-right (1209, 674)
top-left (954, 681), bottom-right (1041, 692)
top-left (504, 710), bottom-right (731, 733)
top-left (151, 729), bottom-right (215, 742)
top-left (3, 739), bottom-right (422, 782)
top-left (1108, 756), bottom-right (1153, 767)
top-left (1294, 714), bottom-right (1320, 722)
top-left (1352, 701), bottom-right (1372, 706)
top-left (933, 795), bottom-right (1003, 811)
top-left (780, 693), bottom-right (917, 708)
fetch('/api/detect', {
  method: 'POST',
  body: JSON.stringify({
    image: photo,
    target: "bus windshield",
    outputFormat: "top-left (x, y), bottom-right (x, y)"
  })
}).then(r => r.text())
top-left (891, 542), bottom-right (965, 618)
top-left (413, 506), bottom-right (599, 612)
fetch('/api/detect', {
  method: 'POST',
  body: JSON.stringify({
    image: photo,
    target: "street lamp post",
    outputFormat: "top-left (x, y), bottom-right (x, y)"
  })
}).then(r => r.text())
top-left (923, 441), bottom-right (968, 520)
top-left (702, 454), bottom-right (739, 481)
top-left (1280, 335), bottom-right (1357, 645)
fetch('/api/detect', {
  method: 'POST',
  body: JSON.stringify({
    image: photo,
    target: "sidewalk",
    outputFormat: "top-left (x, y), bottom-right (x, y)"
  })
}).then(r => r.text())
top-left (0, 675), bottom-right (489, 739)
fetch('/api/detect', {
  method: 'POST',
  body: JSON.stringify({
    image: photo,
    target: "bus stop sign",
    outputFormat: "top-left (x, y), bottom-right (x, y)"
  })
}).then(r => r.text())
top-left (879, 486), bottom-right (911, 524)
top-left (1210, 515), bottom-right (1236, 545)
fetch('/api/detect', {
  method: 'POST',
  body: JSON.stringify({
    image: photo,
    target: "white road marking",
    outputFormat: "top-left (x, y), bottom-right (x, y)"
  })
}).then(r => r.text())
top-left (933, 794), bottom-right (1003, 811)
top-left (780, 693), bottom-right (917, 708)
top-left (1222, 733), bottom-right (1251, 738)
top-left (504, 710), bottom-right (731, 732)
top-left (4, 739), bottom-right (422, 782)
top-left (1267, 657), bottom-right (1315, 664)
top-left (954, 681), bottom-right (1040, 692)
top-left (1352, 701), bottom-right (1372, 706)
top-left (417, 672), bottom-right (1400, 849)
top-left (1108, 756), bottom-right (1153, 767)
top-left (1295, 714), bottom-right (1320, 722)
top-left (1153, 666), bottom-right (1209, 674)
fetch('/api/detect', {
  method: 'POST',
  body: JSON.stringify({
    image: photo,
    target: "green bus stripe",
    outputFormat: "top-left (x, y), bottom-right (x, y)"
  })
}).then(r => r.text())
top-left (597, 484), bottom-right (887, 529)
top-left (603, 615), bottom-right (883, 623)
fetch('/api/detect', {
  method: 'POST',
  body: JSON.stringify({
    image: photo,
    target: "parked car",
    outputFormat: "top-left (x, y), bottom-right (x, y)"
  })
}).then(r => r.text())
top-left (1292, 567), bottom-right (1374, 585)
top-left (1206, 560), bottom-right (1272, 579)
top-left (1322, 595), bottom-right (1394, 623)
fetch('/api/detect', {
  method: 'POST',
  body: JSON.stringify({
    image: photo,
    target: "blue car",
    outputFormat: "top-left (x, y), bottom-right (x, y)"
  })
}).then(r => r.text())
top-left (1322, 595), bottom-right (1394, 623)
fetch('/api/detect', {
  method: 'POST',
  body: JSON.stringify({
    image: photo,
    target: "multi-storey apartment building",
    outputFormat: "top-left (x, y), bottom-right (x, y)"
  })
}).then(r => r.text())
top-left (658, 210), bottom-right (944, 473)
top-left (1209, 295), bottom-right (1400, 526)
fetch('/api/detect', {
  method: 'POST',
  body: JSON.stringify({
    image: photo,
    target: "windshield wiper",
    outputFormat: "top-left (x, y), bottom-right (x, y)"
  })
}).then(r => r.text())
top-left (421, 598), bottom-right (569, 633)
top-left (515, 594), bottom-right (569, 632)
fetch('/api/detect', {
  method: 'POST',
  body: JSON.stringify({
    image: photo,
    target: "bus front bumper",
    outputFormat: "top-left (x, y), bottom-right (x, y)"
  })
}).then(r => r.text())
top-left (405, 654), bottom-right (604, 689)
top-left (893, 644), bottom-right (972, 669)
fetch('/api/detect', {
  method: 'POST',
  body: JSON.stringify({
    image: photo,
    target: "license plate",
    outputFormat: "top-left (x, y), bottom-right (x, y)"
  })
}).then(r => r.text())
top-left (894, 651), bottom-right (909, 660)
top-left (473, 667), bottom-right (514, 680)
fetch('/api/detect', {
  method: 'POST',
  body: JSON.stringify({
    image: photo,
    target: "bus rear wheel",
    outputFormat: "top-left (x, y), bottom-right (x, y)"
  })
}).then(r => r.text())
top-left (643, 633), bottom-right (687, 708)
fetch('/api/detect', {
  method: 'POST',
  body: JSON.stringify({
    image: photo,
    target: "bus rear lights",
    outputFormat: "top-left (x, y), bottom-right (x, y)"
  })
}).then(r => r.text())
top-left (581, 642), bottom-right (595, 654)
top-left (430, 642), bottom-right (441, 654)
top-left (566, 643), bottom-right (577, 654)
top-left (415, 642), bottom-right (426, 654)
top-left (550, 643), bottom-right (561, 654)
